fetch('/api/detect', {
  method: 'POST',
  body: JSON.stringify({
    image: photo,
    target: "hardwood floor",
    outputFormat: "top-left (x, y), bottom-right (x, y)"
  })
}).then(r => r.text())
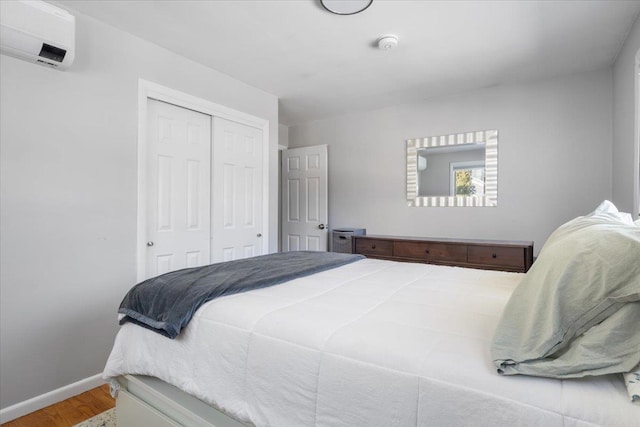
top-left (2, 385), bottom-right (115, 427)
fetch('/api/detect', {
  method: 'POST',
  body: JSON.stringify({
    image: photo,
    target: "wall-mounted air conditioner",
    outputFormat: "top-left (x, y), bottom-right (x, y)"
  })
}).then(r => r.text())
top-left (0, 0), bottom-right (75, 70)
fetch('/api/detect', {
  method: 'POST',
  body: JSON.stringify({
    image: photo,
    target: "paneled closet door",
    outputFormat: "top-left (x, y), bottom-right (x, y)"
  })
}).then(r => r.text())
top-left (145, 99), bottom-right (212, 278)
top-left (212, 117), bottom-right (264, 262)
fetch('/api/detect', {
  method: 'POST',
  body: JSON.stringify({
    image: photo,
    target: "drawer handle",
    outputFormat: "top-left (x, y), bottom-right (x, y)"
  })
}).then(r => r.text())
top-left (425, 250), bottom-right (430, 254)
top-left (371, 244), bottom-right (376, 249)
top-left (492, 253), bottom-right (497, 258)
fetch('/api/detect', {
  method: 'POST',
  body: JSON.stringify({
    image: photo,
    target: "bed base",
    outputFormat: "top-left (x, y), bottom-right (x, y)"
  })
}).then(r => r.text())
top-left (116, 375), bottom-right (248, 427)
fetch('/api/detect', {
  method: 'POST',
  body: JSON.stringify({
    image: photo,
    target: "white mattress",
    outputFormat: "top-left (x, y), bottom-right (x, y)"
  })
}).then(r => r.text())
top-left (103, 258), bottom-right (639, 426)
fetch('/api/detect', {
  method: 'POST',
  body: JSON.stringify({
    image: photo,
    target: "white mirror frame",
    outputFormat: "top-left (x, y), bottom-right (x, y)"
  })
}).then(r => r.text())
top-left (407, 129), bottom-right (498, 207)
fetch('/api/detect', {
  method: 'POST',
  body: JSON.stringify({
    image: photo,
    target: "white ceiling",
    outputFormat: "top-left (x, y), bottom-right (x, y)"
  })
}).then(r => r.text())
top-left (56, 0), bottom-right (640, 126)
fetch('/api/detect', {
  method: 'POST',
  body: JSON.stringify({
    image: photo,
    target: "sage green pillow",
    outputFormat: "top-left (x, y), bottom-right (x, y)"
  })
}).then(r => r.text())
top-left (491, 207), bottom-right (640, 378)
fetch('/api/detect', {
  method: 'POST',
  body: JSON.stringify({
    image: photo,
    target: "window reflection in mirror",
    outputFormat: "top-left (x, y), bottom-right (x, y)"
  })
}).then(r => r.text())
top-left (417, 143), bottom-right (486, 197)
top-left (452, 162), bottom-right (485, 196)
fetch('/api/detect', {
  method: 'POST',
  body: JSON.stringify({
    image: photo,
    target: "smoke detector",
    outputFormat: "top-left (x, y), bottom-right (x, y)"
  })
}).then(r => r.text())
top-left (377, 35), bottom-right (399, 50)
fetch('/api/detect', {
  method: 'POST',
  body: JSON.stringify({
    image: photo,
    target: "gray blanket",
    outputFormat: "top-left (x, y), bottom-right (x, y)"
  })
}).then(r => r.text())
top-left (119, 251), bottom-right (364, 338)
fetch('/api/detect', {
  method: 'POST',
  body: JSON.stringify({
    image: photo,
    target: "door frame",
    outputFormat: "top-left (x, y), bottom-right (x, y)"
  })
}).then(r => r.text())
top-left (136, 79), bottom-right (270, 281)
top-left (634, 49), bottom-right (639, 219)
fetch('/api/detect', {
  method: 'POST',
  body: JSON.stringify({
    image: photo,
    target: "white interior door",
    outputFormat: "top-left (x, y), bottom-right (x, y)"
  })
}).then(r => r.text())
top-left (145, 99), bottom-right (212, 278)
top-left (281, 145), bottom-right (328, 251)
top-left (212, 116), bottom-right (264, 262)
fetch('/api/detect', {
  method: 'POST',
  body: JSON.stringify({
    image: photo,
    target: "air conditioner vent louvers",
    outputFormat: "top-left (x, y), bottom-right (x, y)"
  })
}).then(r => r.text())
top-left (39, 43), bottom-right (66, 62)
top-left (36, 59), bottom-right (58, 67)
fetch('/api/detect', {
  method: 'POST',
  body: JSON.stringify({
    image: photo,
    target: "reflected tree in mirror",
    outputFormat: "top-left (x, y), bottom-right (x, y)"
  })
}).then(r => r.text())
top-left (452, 160), bottom-right (485, 196)
top-left (455, 169), bottom-right (477, 195)
top-left (407, 130), bottom-right (498, 207)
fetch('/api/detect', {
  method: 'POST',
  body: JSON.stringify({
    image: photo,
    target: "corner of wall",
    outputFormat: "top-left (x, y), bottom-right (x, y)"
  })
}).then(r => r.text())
top-left (278, 123), bottom-right (289, 148)
top-left (612, 13), bottom-right (640, 216)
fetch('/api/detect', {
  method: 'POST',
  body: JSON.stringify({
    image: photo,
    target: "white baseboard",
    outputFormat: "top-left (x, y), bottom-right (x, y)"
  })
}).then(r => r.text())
top-left (0, 373), bottom-right (105, 424)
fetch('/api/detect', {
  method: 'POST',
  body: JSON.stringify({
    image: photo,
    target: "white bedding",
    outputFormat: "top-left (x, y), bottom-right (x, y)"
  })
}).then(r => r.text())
top-left (103, 258), bottom-right (639, 426)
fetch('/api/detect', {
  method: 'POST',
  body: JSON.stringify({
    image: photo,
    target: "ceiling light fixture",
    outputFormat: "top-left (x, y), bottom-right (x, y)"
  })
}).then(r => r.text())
top-left (320, 0), bottom-right (373, 15)
top-left (377, 34), bottom-right (398, 50)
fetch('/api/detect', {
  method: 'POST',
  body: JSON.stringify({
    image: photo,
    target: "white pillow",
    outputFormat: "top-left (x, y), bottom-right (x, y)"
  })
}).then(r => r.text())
top-left (591, 199), bottom-right (618, 214)
top-left (589, 200), bottom-right (633, 225)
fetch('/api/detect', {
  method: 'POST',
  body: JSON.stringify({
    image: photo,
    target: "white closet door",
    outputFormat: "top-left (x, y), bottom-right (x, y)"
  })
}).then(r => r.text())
top-left (212, 117), bottom-right (263, 262)
top-left (281, 145), bottom-right (328, 251)
top-left (145, 99), bottom-right (212, 278)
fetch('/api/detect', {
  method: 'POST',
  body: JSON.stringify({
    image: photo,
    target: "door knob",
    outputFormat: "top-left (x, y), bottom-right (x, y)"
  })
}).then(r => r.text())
top-left (318, 224), bottom-right (326, 230)
top-left (257, 233), bottom-right (262, 237)
top-left (147, 241), bottom-right (154, 247)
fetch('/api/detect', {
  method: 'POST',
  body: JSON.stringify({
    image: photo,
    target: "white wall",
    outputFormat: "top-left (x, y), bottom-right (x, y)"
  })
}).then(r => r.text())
top-left (0, 11), bottom-right (278, 410)
top-left (612, 15), bottom-right (640, 217)
top-left (279, 123), bottom-right (289, 148)
top-left (277, 124), bottom-right (289, 251)
top-left (289, 69), bottom-right (613, 254)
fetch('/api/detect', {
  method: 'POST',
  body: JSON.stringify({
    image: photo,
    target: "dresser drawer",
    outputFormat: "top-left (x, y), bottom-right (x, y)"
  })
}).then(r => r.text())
top-left (467, 246), bottom-right (525, 270)
top-left (394, 241), bottom-right (467, 262)
top-left (355, 238), bottom-right (393, 257)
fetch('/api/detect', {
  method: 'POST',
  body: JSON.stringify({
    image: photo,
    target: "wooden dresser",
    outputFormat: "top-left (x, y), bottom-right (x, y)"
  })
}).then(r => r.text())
top-left (353, 235), bottom-right (534, 273)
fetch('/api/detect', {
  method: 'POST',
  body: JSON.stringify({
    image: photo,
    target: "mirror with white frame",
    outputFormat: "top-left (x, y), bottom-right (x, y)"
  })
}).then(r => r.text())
top-left (406, 130), bottom-right (498, 207)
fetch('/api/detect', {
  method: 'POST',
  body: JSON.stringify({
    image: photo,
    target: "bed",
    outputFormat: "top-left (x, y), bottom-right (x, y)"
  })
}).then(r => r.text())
top-left (104, 204), bottom-right (639, 427)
